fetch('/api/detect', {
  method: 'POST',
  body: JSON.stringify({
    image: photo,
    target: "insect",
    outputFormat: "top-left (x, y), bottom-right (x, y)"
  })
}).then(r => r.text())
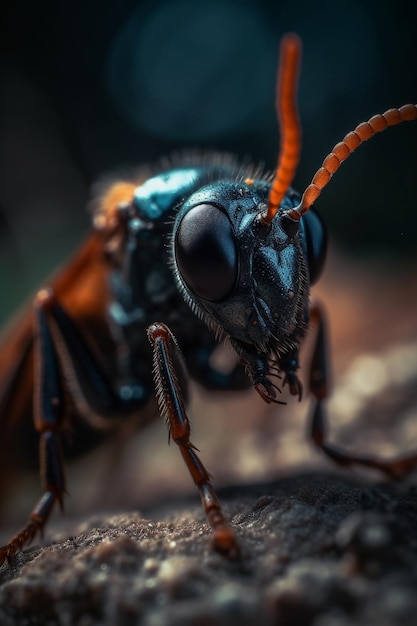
top-left (0, 33), bottom-right (416, 564)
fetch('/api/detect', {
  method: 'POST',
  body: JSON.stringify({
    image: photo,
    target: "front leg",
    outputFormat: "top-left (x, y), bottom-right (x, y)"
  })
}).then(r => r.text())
top-left (147, 322), bottom-right (240, 558)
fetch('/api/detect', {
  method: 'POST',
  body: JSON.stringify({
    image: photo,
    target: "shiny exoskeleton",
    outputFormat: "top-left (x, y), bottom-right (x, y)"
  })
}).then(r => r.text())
top-left (1, 33), bottom-right (416, 563)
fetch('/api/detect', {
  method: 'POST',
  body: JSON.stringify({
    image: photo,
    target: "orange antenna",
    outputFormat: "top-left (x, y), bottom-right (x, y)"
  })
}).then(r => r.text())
top-left (286, 104), bottom-right (417, 220)
top-left (264, 33), bottom-right (302, 224)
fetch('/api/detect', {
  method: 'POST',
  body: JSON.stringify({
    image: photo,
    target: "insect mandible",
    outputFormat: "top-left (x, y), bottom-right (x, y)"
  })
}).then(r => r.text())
top-left (0, 33), bottom-right (416, 563)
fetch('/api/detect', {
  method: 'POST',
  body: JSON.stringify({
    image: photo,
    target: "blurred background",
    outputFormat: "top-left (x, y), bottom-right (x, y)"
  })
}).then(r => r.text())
top-left (0, 0), bottom-right (417, 527)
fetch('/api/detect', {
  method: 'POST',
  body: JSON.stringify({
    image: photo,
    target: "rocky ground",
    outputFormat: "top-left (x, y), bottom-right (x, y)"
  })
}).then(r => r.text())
top-left (1, 472), bottom-right (417, 626)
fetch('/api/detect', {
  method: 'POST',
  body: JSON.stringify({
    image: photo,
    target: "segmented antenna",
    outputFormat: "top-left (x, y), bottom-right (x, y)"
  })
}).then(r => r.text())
top-left (286, 104), bottom-right (417, 220)
top-left (263, 33), bottom-right (302, 224)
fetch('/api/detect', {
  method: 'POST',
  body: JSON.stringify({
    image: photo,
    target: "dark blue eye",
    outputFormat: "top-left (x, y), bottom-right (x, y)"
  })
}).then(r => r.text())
top-left (175, 203), bottom-right (238, 302)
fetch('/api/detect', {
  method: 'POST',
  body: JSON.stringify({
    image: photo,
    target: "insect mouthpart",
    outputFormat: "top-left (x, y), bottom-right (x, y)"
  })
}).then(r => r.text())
top-left (254, 378), bottom-right (285, 405)
top-left (232, 343), bottom-right (285, 405)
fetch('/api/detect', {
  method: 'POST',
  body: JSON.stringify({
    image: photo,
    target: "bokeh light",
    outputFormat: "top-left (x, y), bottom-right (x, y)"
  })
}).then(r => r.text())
top-left (107, 0), bottom-right (276, 141)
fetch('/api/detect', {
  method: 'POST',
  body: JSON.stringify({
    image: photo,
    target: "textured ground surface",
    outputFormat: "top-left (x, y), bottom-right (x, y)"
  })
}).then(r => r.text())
top-left (1, 472), bottom-right (417, 626)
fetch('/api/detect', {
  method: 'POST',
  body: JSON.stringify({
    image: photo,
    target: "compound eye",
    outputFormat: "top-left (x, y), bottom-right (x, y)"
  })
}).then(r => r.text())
top-left (175, 203), bottom-right (238, 301)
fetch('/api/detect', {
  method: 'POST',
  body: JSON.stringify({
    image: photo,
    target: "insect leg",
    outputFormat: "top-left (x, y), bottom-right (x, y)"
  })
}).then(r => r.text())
top-left (309, 303), bottom-right (417, 478)
top-left (0, 294), bottom-right (67, 565)
top-left (0, 283), bottom-right (136, 566)
top-left (147, 322), bottom-right (240, 558)
top-left (41, 292), bottom-right (122, 418)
